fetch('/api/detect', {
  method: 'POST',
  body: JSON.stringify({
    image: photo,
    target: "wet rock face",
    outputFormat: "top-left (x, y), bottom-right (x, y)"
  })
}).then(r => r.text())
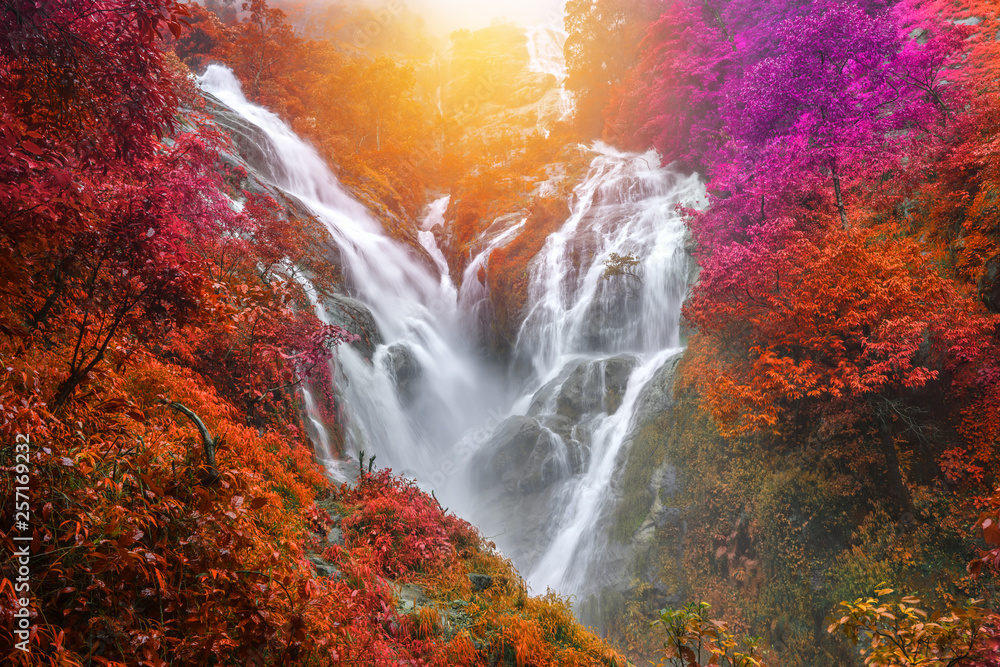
top-left (470, 354), bottom-right (655, 573)
top-left (199, 91), bottom-right (278, 181)
top-left (383, 343), bottom-right (421, 404)
top-left (578, 295), bottom-right (639, 351)
top-left (484, 356), bottom-right (640, 501)
top-left (323, 293), bottom-right (383, 361)
top-left (483, 416), bottom-right (569, 494)
top-left (555, 355), bottom-right (638, 420)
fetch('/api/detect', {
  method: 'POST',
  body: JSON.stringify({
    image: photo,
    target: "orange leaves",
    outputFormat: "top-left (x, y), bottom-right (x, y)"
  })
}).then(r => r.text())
top-left (687, 222), bottom-right (965, 436)
top-left (444, 631), bottom-right (480, 665)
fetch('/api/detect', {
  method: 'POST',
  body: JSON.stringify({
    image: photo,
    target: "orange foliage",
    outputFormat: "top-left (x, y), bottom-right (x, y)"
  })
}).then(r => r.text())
top-left (173, 1), bottom-right (433, 222)
top-left (685, 223), bottom-right (981, 433)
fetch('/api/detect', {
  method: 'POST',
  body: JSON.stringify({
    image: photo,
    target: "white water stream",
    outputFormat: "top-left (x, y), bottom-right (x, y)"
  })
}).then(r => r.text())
top-left (474, 144), bottom-right (704, 595)
top-left (198, 64), bottom-right (703, 603)
top-left (525, 21), bottom-right (575, 123)
top-left (198, 66), bottom-right (497, 499)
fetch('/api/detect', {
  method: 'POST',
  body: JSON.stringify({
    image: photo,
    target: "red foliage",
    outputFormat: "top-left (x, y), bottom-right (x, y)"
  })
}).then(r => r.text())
top-left (0, 1), bottom-right (630, 665)
top-left (0, 0), bottom-right (188, 161)
top-left (605, 0), bottom-right (1000, 519)
top-left (339, 469), bottom-right (458, 578)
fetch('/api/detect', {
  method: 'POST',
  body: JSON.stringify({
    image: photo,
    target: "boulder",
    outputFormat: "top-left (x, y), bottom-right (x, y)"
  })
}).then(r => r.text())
top-left (323, 293), bottom-right (383, 361)
top-left (199, 91), bottom-right (277, 181)
top-left (468, 573), bottom-right (494, 592)
top-left (555, 355), bottom-right (637, 420)
top-left (484, 416), bottom-right (569, 494)
top-left (631, 353), bottom-right (683, 426)
top-left (383, 343), bottom-right (421, 404)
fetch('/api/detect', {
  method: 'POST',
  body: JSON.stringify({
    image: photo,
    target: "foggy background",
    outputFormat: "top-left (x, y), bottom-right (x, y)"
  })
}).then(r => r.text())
top-left (334, 0), bottom-right (567, 32)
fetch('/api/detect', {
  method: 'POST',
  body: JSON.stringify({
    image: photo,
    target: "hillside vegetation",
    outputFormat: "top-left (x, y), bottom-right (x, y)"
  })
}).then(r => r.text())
top-left (3, 0), bottom-right (1000, 665)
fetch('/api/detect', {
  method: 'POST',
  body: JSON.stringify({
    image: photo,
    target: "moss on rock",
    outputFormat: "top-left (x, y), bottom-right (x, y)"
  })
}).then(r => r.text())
top-left (611, 414), bottom-right (671, 543)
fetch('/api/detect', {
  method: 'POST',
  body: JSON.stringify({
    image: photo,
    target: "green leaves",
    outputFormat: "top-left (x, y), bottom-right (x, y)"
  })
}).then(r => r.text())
top-left (655, 602), bottom-right (767, 667)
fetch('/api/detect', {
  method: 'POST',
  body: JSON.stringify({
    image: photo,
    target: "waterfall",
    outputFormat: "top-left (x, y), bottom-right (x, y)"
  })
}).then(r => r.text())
top-left (457, 218), bottom-right (526, 334)
top-left (525, 21), bottom-right (575, 123)
top-left (418, 196), bottom-right (458, 307)
top-left (464, 143), bottom-right (705, 597)
top-left (197, 65), bottom-right (704, 604)
top-left (197, 66), bottom-right (499, 507)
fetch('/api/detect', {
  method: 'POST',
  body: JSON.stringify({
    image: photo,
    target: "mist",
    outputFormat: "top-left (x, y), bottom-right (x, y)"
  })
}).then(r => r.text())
top-left (320, 0), bottom-right (567, 33)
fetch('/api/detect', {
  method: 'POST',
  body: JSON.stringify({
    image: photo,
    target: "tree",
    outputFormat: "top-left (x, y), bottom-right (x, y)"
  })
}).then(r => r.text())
top-left (684, 218), bottom-right (994, 515)
top-left (227, 0), bottom-right (299, 99)
top-left (564, 0), bottom-right (654, 136)
top-left (0, 0), bottom-right (188, 161)
top-left (728, 1), bottom-right (939, 229)
top-left (47, 137), bottom-right (219, 412)
top-left (173, 3), bottom-right (231, 71)
top-left (604, 0), bottom-right (737, 171)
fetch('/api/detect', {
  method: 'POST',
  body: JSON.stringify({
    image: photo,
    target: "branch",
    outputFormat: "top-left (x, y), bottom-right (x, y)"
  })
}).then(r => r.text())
top-left (160, 400), bottom-right (220, 484)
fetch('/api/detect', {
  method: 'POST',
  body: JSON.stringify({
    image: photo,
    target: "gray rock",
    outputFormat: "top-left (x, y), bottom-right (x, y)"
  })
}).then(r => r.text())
top-left (323, 293), bottom-right (383, 360)
top-left (603, 356), bottom-right (638, 414)
top-left (632, 352), bottom-right (683, 426)
top-left (468, 573), bottom-right (494, 592)
top-left (556, 355), bottom-right (637, 420)
top-left (485, 416), bottom-right (540, 490)
top-left (521, 428), bottom-right (571, 492)
top-left (537, 413), bottom-right (575, 443)
top-left (306, 555), bottom-right (339, 579)
top-left (394, 583), bottom-right (430, 612)
top-left (481, 416), bottom-right (573, 495)
top-left (527, 370), bottom-right (570, 417)
top-left (326, 527), bottom-right (343, 546)
top-left (199, 91), bottom-right (279, 181)
top-left (383, 343), bottom-right (421, 404)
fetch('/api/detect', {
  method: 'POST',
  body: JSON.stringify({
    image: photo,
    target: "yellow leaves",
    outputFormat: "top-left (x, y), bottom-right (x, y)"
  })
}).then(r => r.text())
top-left (829, 588), bottom-right (1000, 666)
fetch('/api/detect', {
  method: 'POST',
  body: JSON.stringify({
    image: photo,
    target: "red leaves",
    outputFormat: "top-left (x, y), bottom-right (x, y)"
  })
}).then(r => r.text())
top-left (339, 470), bottom-right (459, 579)
top-left (0, 0), bottom-right (184, 162)
top-left (685, 223), bottom-right (966, 435)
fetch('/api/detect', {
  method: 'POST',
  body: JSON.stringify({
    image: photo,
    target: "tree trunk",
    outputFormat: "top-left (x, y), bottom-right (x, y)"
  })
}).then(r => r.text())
top-left (28, 261), bottom-right (64, 332)
top-left (51, 372), bottom-right (85, 415)
top-left (876, 417), bottom-right (914, 519)
top-left (831, 161), bottom-right (848, 229)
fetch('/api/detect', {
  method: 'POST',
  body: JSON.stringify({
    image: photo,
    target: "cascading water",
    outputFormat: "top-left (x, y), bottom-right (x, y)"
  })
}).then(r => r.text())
top-left (418, 196), bottom-right (458, 307)
top-left (525, 20), bottom-right (575, 123)
top-left (457, 218), bottom-right (526, 332)
top-left (197, 65), bottom-right (499, 505)
top-left (462, 143), bottom-right (704, 598)
top-left (197, 63), bottom-right (703, 607)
